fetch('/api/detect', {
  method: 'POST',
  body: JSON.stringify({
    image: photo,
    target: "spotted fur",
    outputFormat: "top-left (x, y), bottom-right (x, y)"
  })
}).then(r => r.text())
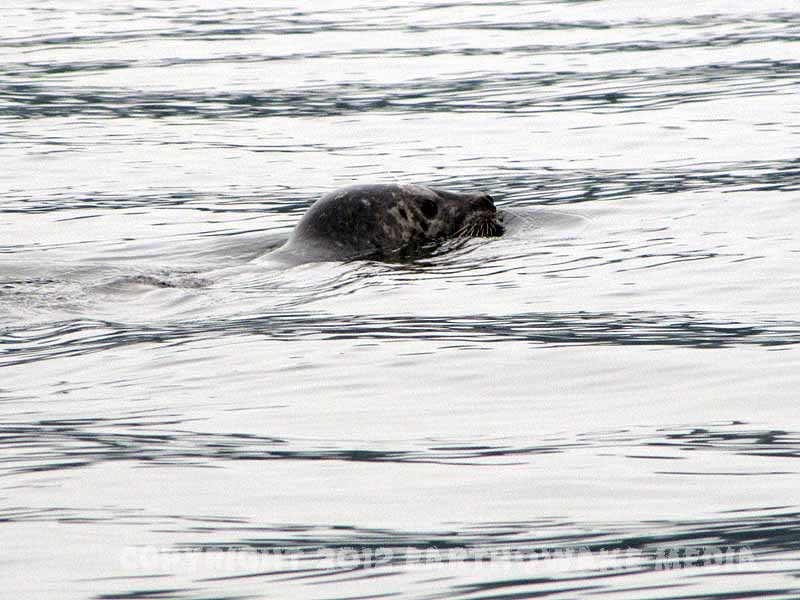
top-left (277, 183), bottom-right (502, 261)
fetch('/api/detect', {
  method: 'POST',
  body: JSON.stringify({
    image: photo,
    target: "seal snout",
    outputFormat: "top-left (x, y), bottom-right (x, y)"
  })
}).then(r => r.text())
top-left (454, 192), bottom-right (503, 238)
top-left (470, 193), bottom-right (497, 214)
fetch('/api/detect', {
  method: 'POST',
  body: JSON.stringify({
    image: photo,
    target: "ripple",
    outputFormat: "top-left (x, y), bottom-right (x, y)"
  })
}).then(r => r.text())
top-left (3, 160), bottom-right (799, 214)
top-left (3, 310), bottom-right (800, 367)
top-left (2, 4), bottom-right (800, 599)
top-left (2, 59), bottom-right (798, 119)
top-left (1, 418), bottom-right (797, 473)
top-left (4, 7), bottom-right (798, 48)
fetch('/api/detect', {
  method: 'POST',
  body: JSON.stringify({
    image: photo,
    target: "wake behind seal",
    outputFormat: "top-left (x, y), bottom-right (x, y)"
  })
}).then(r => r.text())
top-left (269, 183), bottom-right (503, 263)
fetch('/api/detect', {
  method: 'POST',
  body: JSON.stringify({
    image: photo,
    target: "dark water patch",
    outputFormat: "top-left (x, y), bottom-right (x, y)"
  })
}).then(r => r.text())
top-left (1, 60), bottom-right (132, 77)
top-left (1, 420), bottom-right (797, 475)
top-left (0, 418), bottom-right (574, 475)
top-left (650, 427), bottom-right (800, 459)
top-left (94, 588), bottom-right (218, 600)
top-left (2, 60), bottom-right (797, 119)
top-left (0, 189), bottom-right (314, 215)
top-left (3, 311), bottom-right (800, 367)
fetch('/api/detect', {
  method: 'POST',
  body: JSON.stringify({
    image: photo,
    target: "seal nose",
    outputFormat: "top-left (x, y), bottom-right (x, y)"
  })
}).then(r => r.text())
top-left (471, 193), bottom-right (496, 212)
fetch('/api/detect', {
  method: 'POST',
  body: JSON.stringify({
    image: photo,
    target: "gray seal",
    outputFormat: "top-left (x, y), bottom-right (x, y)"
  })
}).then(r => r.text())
top-left (270, 183), bottom-right (503, 262)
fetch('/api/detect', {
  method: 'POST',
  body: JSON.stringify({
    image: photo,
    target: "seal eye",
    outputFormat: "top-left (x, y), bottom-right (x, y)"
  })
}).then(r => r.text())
top-left (419, 198), bottom-right (438, 219)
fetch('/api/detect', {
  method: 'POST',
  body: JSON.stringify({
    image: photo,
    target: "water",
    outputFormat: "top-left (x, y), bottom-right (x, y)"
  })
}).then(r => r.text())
top-left (2, 1), bottom-right (800, 598)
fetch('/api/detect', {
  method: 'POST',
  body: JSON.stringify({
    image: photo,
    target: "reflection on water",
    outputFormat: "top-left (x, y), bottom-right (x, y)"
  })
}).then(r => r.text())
top-left (4, 58), bottom-right (798, 119)
top-left (3, 415), bottom-right (797, 597)
top-left (4, 159), bottom-right (800, 213)
top-left (2, 1), bottom-right (800, 599)
top-left (2, 419), bottom-right (798, 474)
top-left (3, 310), bottom-right (800, 367)
top-left (178, 508), bottom-right (799, 583)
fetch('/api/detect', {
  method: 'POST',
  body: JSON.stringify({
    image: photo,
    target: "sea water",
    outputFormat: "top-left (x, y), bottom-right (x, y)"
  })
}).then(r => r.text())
top-left (2, 1), bottom-right (800, 598)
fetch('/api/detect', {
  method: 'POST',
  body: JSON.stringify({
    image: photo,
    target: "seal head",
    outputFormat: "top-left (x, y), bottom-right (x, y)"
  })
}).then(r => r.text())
top-left (280, 183), bottom-right (502, 261)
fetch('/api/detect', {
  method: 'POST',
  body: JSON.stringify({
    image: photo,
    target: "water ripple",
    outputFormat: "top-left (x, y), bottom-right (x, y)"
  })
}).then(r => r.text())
top-left (3, 160), bottom-right (799, 213)
top-left (1, 419), bottom-right (796, 474)
top-left (2, 59), bottom-right (797, 119)
top-left (4, 8), bottom-right (798, 48)
top-left (2, 310), bottom-right (800, 367)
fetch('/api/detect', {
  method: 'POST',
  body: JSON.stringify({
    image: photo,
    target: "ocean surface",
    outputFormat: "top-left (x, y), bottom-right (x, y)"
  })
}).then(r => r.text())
top-left (2, 1), bottom-right (800, 598)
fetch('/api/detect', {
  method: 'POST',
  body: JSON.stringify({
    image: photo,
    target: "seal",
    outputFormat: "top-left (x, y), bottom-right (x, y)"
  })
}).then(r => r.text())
top-left (271, 183), bottom-right (503, 262)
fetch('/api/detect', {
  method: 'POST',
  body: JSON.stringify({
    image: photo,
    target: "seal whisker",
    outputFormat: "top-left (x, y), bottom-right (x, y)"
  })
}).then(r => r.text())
top-left (455, 223), bottom-right (472, 238)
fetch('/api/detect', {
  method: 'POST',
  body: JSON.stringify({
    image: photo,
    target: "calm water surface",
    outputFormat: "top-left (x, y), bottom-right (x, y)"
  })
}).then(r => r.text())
top-left (2, 1), bottom-right (800, 598)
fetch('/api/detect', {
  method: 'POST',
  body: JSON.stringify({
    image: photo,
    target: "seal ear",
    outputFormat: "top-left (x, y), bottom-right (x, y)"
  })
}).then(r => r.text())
top-left (418, 198), bottom-right (438, 219)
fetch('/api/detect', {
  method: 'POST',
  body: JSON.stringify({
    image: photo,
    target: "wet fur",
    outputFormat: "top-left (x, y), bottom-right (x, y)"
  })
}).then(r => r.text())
top-left (274, 184), bottom-right (502, 262)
